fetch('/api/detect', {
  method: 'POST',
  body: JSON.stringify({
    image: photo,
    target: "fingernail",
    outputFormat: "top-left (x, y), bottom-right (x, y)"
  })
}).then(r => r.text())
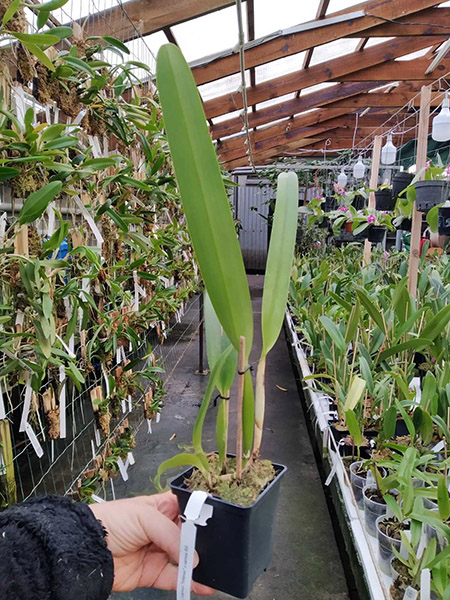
top-left (193, 551), bottom-right (200, 568)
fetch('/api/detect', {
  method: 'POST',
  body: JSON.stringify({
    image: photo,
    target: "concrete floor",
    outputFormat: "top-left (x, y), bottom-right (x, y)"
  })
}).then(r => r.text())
top-left (111, 275), bottom-right (350, 600)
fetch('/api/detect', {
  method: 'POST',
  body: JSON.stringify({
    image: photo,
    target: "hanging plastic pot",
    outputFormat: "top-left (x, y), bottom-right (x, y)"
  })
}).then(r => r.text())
top-left (414, 180), bottom-right (449, 213)
top-left (392, 172), bottom-right (413, 199)
top-left (438, 205), bottom-right (450, 235)
top-left (323, 196), bottom-right (337, 212)
top-left (375, 189), bottom-right (395, 211)
top-left (368, 226), bottom-right (386, 243)
top-left (170, 461), bottom-right (287, 599)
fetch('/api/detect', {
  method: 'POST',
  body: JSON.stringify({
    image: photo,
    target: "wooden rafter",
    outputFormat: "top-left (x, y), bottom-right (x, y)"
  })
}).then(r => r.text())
top-left (302, 0), bottom-right (331, 71)
top-left (75, 0), bottom-right (236, 42)
top-left (203, 36), bottom-right (447, 120)
top-left (338, 59), bottom-right (450, 82)
top-left (191, 0), bottom-right (444, 86)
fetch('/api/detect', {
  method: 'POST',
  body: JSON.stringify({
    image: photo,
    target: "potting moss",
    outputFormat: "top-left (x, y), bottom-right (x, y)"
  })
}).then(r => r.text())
top-left (185, 455), bottom-right (275, 507)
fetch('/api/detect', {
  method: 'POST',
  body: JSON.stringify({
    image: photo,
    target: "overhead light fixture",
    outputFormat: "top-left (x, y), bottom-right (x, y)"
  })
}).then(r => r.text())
top-left (353, 155), bottom-right (365, 179)
top-left (432, 90), bottom-right (450, 142)
top-left (381, 133), bottom-right (397, 165)
top-left (337, 169), bottom-right (348, 187)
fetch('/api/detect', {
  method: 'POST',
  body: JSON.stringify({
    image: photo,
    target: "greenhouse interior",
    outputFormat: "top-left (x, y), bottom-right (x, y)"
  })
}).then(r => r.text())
top-left (0, 0), bottom-right (450, 599)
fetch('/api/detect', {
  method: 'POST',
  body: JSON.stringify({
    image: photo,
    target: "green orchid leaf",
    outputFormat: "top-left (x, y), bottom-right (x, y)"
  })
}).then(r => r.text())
top-left (154, 454), bottom-right (209, 491)
top-left (156, 43), bottom-right (253, 357)
top-left (18, 181), bottom-right (62, 224)
top-left (261, 171), bottom-right (298, 357)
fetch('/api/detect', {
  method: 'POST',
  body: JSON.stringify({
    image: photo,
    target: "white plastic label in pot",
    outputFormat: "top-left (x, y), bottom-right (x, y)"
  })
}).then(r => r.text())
top-left (403, 586), bottom-right (418, 600)
top-left (177, 490), bottom-right (213, 600)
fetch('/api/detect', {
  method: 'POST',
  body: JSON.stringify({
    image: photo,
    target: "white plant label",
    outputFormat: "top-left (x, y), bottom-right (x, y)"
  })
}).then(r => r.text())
top-left (128, 452), bottom-right (135, 466)
top-left (91, 440), bottom-right (96, 460)
top-left (420, 568), bottom-right (431, 600)
top-left (94, 428), bottom-right (101, 446)
top-left (116, 348), bottom-right (122, 364)
top-left (74, 197), bottom-right (104, 246)
top-left (19, 382), bottom-right (33, 433)
top-left (0, 380), bottom-right (5, 420)
top-left (431, 440), bottom-right (445, 454)
top-left (403, 586), bottom-right (418, 600)
top-left (156, 412), bottom-right (161, 424)
top-left (59, 365), bottom-right (67, 439)
top-left (121, 399), bottom-right (127, 414)
top-left (366, 471), bottom-right (376, 488)
top-left (110, 477), bottom-right (116, 500)
top-left (177, 491), bottom-right (213, 600)
top-left (410, 377), bottom-right (421, 405)
top-left (128, 395), bottom-right (132, 412)
top-left (117, 457), bottom-right (129, 481)
top-left (92, 494), bottom-right (106, 503)
top-left (147, 419), bottom-right (153, 434)
top-left (102, 365), bottom-right (110, 397)
top-left (25, 422), bottom-right (43, 458)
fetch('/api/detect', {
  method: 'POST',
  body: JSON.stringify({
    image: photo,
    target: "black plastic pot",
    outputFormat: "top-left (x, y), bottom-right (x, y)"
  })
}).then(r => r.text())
top-left (415, 180), bottom-right (449, 213)
top-left (318, 216), bottom-right (330, 229)
top-left (375, 189), bottom-right (395, 211)
top-left (352, 194), bottom-right (365, 211)
top-left (438, 206), bottom-right (450, 235)
top-left (395, 218), bottom-right (412, 232)
top-left (392, 172), bottom-right (413, 199)
top-left (368, 225), bottom-right (386, 243)
top-left (323, 196), bottom-right (337, 212)
top-left (170, 461), bottom-right (287, 599)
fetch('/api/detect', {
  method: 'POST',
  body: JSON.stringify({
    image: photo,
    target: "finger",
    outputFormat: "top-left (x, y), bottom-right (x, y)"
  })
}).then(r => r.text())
top-left (151, 491), bottom-right (180, 521)
top-left (152, 563), bottom-right (215, 596)
top-left (134, 504), bottom-right (182, 565)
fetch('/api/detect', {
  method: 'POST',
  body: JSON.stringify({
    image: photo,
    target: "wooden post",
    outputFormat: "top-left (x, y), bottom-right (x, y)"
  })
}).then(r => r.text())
top-left (363, 135), bottom-right (383, 264)
top-left (236, 336), bottom-right (245, 480)
top-left (408, 85), bottom-right (432, 298)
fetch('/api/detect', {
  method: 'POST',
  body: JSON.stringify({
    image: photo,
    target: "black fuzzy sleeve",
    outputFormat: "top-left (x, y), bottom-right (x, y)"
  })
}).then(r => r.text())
top-left (0, 495), bottom-right (114, 600)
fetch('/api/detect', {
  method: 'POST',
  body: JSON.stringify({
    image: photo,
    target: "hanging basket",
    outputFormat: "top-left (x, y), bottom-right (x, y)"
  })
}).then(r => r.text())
top-left (414, 180), bottom-right (449, 213)
top-left (438, 206), bottom-right (450, 235)
top-left (368, 225), bottom-right (386, 243)
top-left (392, 172), bottom-right (413, 199)
top-left (375, 189), bottom-right (395, 211)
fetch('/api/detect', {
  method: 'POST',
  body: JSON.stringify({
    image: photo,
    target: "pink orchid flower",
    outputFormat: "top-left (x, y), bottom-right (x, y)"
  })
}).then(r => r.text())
top-left (367, 214), bottom-right (376, 224)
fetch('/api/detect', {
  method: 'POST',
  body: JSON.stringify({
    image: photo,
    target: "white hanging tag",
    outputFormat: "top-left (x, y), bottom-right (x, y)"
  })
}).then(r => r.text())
top-left (116, 348), bottom-right (122, 364)
top-left (325, 459), bottom-right (338, 486)
top-left (56, 334), bottom-right (76, 358)
top-left (94, 428), bottom-right (101, 446)
top-left (159, 276), bottom-right (170, 288)
top-left (92, 494), bottom-right (106, 503)
top-left (121, 399), bottom-right (127, 414)
top-left (25, 422), bottom-right (44, 458)
top-left (91, 440), bottom-right (96, 460)
top-left (127, 452), bottom-right (135, 465)
top-left (0, 212), bottom-right (7, 248)
top-left (431, 440), bottom-right (445, 454)
top-left (156, 412), bottom-right (161, 424)
top-left (420, 569), bottom-right (431, 600)
top-left (101, 365), bottom-right (110, 397)
top-left (51, 439), bottom-right (55, 463)
top-left (15, 311), bottom-right (24, 327)
top-left (47, 202), bottom-right (56, 235)
top-left (403, 587), bottom-right (418, 600)
top-left (74, 197), bottom-right (104, 246)
top-left (410, 377), bottom-right (421, 405)
top-left (177, 491), bottom-right (213, 600)
top-left (0, 380), bottom-right (5, 420)
top-left (19, 381), bottom-right (33, 433)
top-left (117, 457), bottom-right (129, 481)
top-left (59, 365), bottom-right (67, 438)
top-left (110, 478), bottom-right (116, 500)
top-left (121, 346), bottom-right (127, 363)
top-left (147, 419), bottom-right (152, 434)
top-left (133, 270), bottom-right (139, 311)
top-left (128, 395), bottom-right (132, 412)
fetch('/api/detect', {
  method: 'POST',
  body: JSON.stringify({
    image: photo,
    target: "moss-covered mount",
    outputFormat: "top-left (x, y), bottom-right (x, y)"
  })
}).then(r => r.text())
top-left (185, 455), bottom-right (275, 506)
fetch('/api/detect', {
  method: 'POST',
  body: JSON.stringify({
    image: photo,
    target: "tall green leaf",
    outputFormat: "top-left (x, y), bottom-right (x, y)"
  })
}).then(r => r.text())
top-left (319, 315), bottom-right (346, 353)
top-left (18, 181), bottom-right (62, 224)
top-left (356, 288), bottom-right (386, 334)
top-left (421, 304), bottom-right (450, 342)
top-left (156, 44), bottom-right (253, 357)
top-left (154, 454), bottom-right (209, 491)
top-left (261, 171), bottom-right (298, 356)
top-left (378, 338), bottom-right (432, 362)
top-left (345, 409), bottom-right (362, 447)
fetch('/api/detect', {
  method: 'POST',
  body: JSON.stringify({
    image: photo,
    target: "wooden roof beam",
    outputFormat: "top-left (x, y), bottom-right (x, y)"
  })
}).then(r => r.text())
top-left (302, 0), bottom-right (331, 71)
top-left (211, 81), bottom-right (388, 140)
top-left (203, 36), bottom-right (446, 120)
top-left (338, 59), bottom-right (450, 82)
top-left (192, 0), bottom-right (443, 86)
top-left (75, 0), bottom-right (236, 42)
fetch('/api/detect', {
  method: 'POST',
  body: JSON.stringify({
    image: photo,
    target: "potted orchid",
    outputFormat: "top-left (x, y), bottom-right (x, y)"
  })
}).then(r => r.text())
top-left (413, 158), bottom-right (450, 213)
top-left (352, 209), bottom-right (394, 243)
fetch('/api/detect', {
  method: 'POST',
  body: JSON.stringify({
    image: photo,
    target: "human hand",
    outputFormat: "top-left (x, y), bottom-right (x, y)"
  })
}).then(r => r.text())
top-left (90, 492), bottom-right (215, 595)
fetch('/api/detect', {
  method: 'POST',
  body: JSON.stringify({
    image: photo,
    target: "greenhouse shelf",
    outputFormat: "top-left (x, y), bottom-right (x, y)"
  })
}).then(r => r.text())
top-left (285, 308), bottom-right (393, 600)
